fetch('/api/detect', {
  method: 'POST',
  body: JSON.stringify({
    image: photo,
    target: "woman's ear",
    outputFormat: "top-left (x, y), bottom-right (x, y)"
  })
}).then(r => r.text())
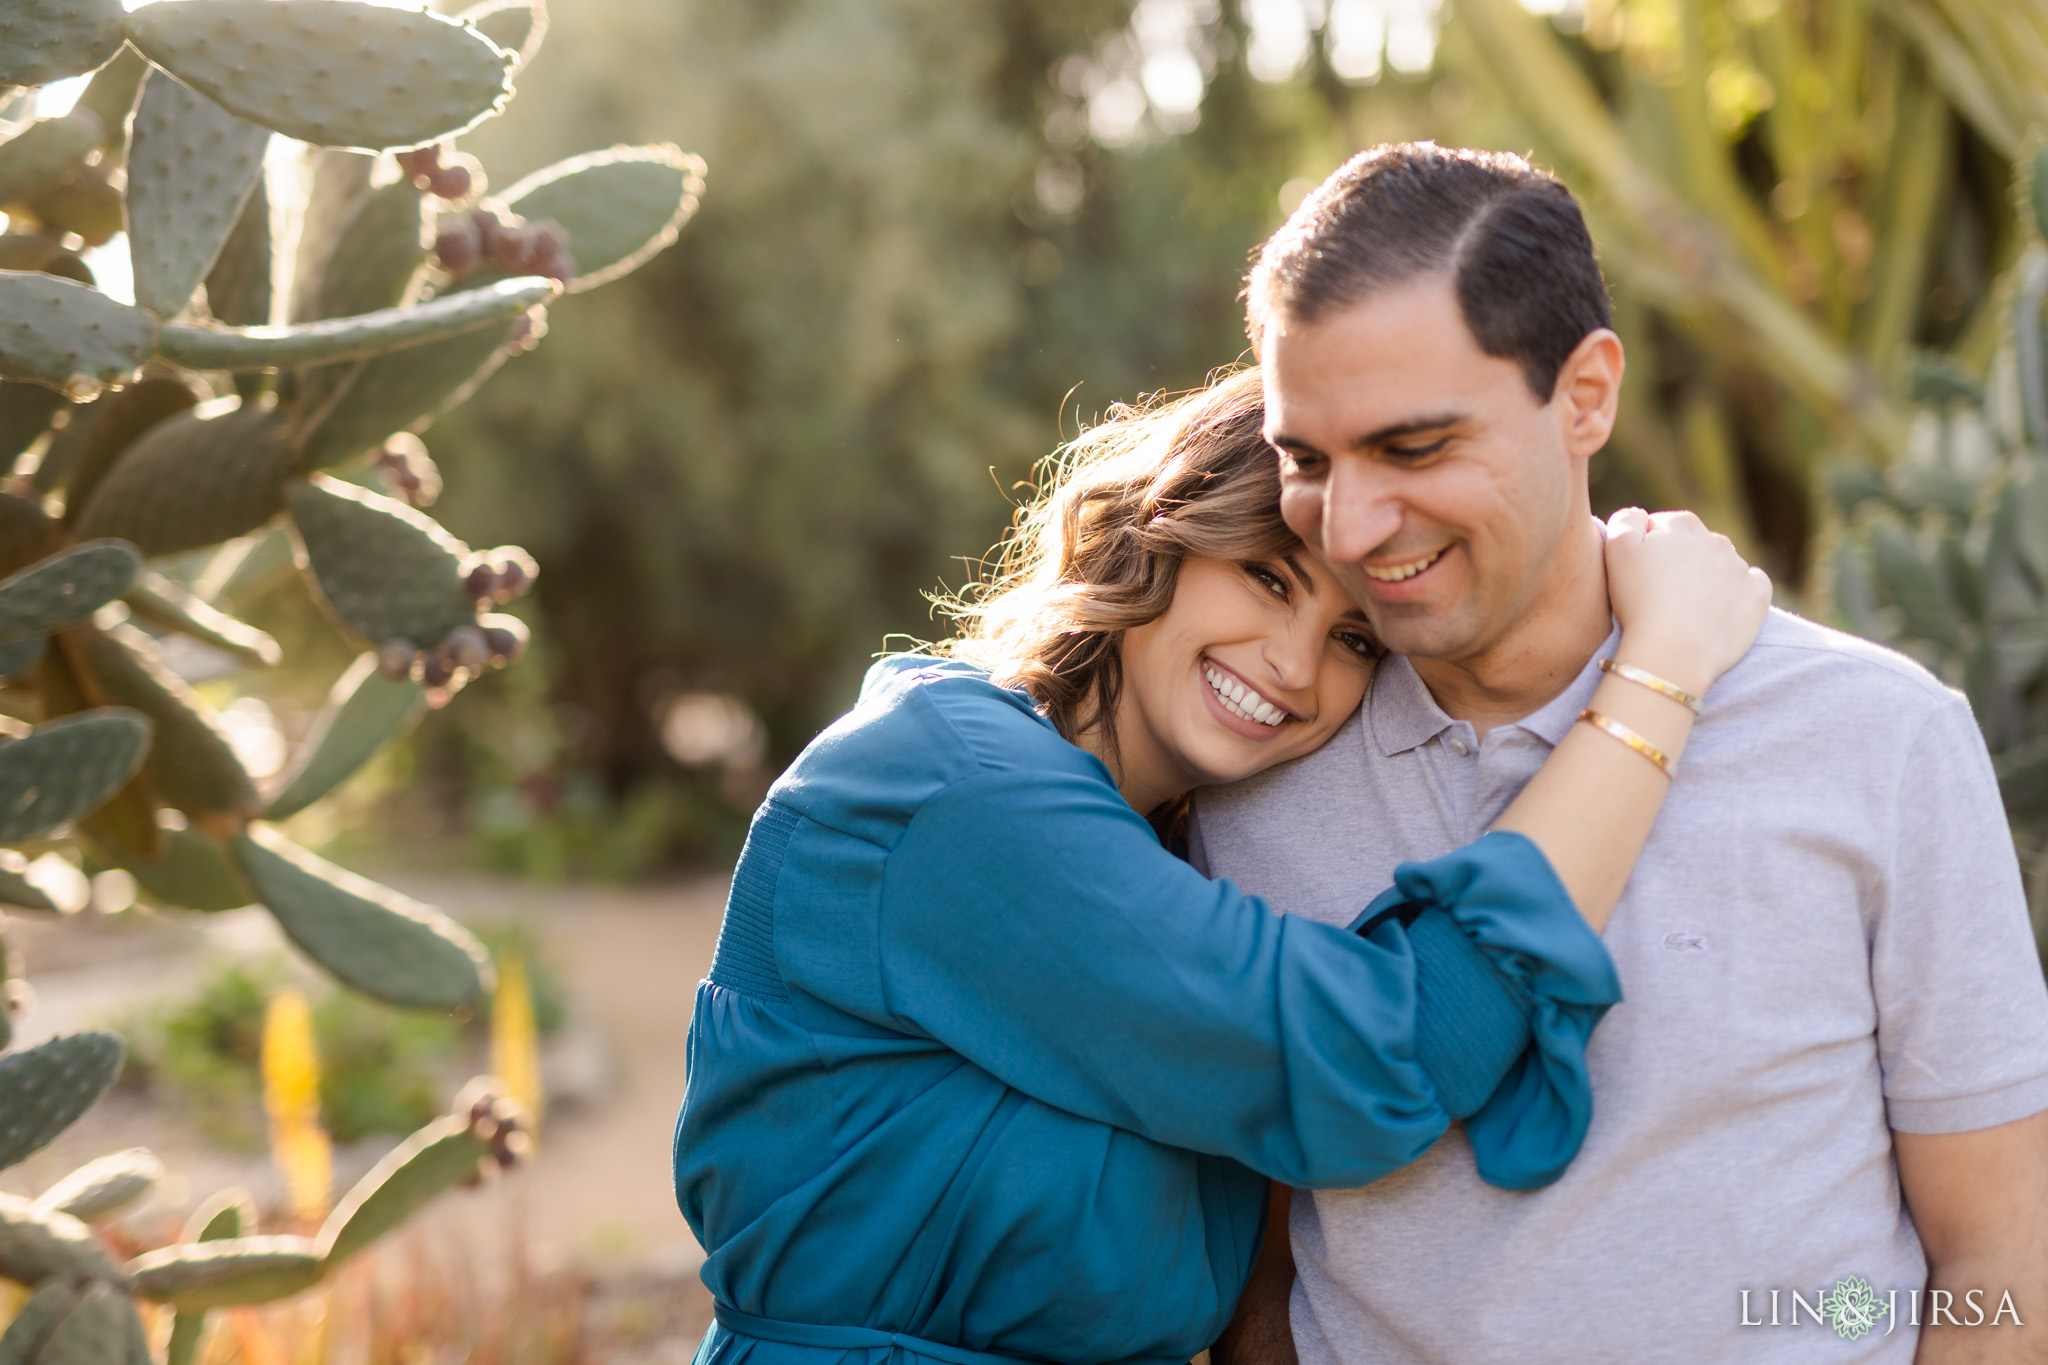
top-left (1554, 328), bottom-right (1625, 461)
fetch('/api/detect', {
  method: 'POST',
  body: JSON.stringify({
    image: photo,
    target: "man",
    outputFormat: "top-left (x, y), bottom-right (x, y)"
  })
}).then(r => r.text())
top-left (1192, 143), bottom-right (2048, 1363)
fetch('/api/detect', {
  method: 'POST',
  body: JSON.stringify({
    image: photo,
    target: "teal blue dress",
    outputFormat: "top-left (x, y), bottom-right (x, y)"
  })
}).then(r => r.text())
top-left (675, 657), bottom-right (1622, 1365)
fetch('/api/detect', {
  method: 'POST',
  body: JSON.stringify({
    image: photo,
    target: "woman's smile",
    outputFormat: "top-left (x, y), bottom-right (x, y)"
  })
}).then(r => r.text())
top-left (1200, 656), bottom-right (1294, 738)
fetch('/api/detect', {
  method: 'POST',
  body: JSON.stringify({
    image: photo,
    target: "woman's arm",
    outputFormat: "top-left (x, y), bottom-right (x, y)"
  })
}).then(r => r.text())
top-left (1494, 509), bottom-right (1771, 931)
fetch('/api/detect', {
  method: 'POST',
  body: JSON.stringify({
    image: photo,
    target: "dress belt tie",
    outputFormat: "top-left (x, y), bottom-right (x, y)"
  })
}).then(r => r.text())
top-left (713, 1306), bottom-right (1046, 1365)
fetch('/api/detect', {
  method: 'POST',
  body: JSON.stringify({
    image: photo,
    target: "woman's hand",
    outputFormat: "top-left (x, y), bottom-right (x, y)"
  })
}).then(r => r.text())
top-left (1604, 507), bottom-right (1772, 699)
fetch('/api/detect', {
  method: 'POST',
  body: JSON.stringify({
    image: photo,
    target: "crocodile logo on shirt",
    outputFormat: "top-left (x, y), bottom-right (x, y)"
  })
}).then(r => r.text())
top-left (1662, 932), bottom-right (1708, 952)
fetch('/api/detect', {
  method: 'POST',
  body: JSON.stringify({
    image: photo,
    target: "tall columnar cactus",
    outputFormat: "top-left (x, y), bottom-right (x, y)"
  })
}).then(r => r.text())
top-left (0, 0), bottom-right (702, 1352)
top-left (1832, 144), bottom-right (2048, 943)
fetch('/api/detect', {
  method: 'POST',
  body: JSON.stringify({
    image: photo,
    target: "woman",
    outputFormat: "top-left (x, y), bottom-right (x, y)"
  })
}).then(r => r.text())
top-left (674, 369), bottom-right (1769, 1365)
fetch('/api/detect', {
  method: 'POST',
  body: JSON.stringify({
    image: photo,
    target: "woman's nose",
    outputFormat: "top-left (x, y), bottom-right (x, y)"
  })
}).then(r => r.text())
top-left (1264, 621), bottom-right (1323, 696)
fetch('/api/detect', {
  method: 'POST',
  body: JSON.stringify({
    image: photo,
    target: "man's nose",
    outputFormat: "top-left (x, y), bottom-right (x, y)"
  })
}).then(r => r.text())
top-left (1321, 456), bottom-right (1403, 564)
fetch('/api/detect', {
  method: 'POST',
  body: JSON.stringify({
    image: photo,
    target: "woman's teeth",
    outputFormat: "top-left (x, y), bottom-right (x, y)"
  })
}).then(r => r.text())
top-left (1204, 664), bottom-right (1286, 727)
top-left (1361, 548), bottom-right (1445, 582)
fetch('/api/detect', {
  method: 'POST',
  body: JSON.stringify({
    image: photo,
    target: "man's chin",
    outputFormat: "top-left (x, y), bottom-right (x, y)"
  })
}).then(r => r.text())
top-left (1366, 609), bottom-right (1484, 663)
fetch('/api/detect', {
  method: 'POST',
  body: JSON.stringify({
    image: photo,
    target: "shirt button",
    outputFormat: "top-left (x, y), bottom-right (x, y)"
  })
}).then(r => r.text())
top-left (1446, 737), bottom-right (1470, 756)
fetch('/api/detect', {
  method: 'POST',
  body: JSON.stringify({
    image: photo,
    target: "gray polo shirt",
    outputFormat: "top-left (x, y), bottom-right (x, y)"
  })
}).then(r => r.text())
top-left (1190, 610), bottom-right (2048, 1363)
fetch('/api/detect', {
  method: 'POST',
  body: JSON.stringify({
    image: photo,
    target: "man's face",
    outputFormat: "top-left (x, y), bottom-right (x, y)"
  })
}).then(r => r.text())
top-left (1261, 274), bottom-right (1594, 665)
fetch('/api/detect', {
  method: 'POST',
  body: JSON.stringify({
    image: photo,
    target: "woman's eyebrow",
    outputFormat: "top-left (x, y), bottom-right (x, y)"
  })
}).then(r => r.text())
top-left (1280, 553), bottom-right (1316, 593)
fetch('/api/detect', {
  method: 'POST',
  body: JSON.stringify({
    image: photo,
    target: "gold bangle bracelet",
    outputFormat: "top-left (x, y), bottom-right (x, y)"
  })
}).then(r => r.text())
top-left (1578, 708), bottom-right (1676, 778)
top-left (1597, 658), bottom-right (1702, 714)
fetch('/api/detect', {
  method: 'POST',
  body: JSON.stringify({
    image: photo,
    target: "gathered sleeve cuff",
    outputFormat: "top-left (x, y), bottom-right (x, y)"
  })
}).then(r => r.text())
top-left (1349, 831), bottom-right (1623, 1191)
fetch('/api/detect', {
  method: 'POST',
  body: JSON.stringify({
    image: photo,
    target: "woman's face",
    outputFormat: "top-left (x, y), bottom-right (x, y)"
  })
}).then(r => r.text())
top-left (1114, 552), bottom-right (1380, 807)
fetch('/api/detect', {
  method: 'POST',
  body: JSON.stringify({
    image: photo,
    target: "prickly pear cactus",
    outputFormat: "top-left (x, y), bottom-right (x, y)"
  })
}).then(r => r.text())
top-left (0, 0), bottom-right (702, 1350)
top-left (1832, 143), bottom-right (2048, 946)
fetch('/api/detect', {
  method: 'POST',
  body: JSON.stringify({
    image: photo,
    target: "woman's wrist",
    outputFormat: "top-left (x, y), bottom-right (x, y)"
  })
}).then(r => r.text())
top-left (1609, 632), bottom-right (1716, 701)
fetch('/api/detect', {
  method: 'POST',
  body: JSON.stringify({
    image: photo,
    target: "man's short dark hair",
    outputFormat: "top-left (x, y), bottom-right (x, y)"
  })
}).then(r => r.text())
top-left (1245, 143), bottom-right (1612, 401)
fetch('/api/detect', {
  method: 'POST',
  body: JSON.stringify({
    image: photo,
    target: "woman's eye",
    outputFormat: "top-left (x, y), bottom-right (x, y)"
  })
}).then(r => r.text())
top-left (1335, 631), bottom-right (1380, 660)
top-left (1246, 565), bottom-right (1289, 599)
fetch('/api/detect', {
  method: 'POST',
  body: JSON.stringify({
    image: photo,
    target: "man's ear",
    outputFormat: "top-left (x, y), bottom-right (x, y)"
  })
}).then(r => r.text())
top-left (1553, 328), bottom-right (1625, 460)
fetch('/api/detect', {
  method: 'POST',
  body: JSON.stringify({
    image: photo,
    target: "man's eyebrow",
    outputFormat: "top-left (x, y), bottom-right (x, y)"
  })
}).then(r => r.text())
top-left (1266, 411), bottom-right (1467, 457)
top-left (1355, 412), bottom-right (1465, 449)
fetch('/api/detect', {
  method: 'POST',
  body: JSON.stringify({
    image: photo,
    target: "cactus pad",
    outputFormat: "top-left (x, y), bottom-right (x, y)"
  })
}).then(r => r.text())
top-left (264, 653), bottom-right (425, 820)
top-left (316, 182), bottom-right (432, 320)
top-left (0, 709), bottom-right (151, 843)
top-left (33, 1147), bottom-right (164, 1222)
top-left (51, 376), bottom-right (200, 522)
top-left (32, 1280), bottom-right (149, 1365)
top-left (158, 273), bottom-right (557, 371)
top-left (318, 1114), bottom-right (487, 1265)
top-left (233, 825), bottom-right (491, 1008)
top-left (205, 175), bottom-right (275, 329)
top-left (69, 403), bottom-right (295, 558)
top-left (0, 0), bottom-right (127, 88)
top-left (127, 1234), bottom-right (324, 1309)
top-left (0, 865), bottom-right (57, 911)
top-left (0, 1033), bottom-right (125, 1173)
top-left (71, 626), bottom-right (257, 825)
top-left (288, 476), bottom-right (478, 647)
top-left (0, 541), bottom-right (139, 640)
top-left (164, 1191), bottom-right (251, 1365)
top-left (503, 145), bottom-right (705, 293)
top-left (0, 271), bottom-right (157, 400)
top-left (0, 111), bottom-right (105, 210)
top-left (0, 1276), bottom-right (82, 1363)
top-left (116, 825), bottom-right (253, 912)
top-left (296, 316), bottom-right (518, 469)
top-left (127, 71), bottom-right (271, 320)
top-left (125, 571), bottom-right (280, 668)
top-left (126, 0), bottom-right (515, 152)
top-left (0, 383), bottom-right (67, 467)
top-left (458, 0), bottom-right (547, 72)
top-left (0, 1193), bottom-right (128, 1287)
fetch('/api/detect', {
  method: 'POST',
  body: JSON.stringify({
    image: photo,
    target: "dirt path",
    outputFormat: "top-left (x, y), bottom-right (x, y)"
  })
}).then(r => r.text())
top-left (3, 870), bottom-right (729, 1300)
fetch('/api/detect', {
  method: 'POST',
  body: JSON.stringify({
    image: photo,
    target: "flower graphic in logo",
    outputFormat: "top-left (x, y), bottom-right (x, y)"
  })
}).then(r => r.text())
top-left (1818, 1276), bottom-right (1889, 1341)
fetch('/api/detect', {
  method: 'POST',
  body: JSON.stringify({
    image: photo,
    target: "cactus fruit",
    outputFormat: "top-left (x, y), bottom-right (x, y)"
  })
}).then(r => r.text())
top-left (231, 824), bottom-right (491, 1008)
top-left (373, 433), bottom-right (442, 507)
top-left (0, 272), bottom-right (158, 399)
top-left (500, 144), bottom-right (706, 293)
top-left (127, 1236), bottom-right (323, 1311)
top-left (125, 1), bottom-right (515, 153)
top-left (125, 73), bottom-right (271, 321)
top-left (0, 0), bottom-right (127, 89)
top-left (0, 708), bottom-right (152, 842)
top-left (33, 1148), bottom-right (164, 1223)
top-left (0, 542), bottom-right (139, 640)
top-left (69, 403), bottom-right (296, 558)
top-left (0, 1033), bottom-right (124, 1172)
top-left (263, 653), bottom-right (424, 821)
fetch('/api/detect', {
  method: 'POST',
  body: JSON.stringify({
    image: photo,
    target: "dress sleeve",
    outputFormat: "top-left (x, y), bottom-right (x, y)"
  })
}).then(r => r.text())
top-left (871, 768), bottom-right (1620, 1190)
top-left (1353, 833), bottom-right (1625, 1190)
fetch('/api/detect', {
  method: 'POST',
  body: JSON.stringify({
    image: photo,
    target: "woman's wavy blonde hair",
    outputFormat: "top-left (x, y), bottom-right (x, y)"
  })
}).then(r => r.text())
top-left (936, 368), bottom-right (1302, 758)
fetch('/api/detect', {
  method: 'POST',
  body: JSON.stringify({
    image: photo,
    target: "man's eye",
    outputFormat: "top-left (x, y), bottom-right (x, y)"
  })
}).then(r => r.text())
top-left (1278, 450), bottom-right (1326, 478)
top-left (1386, 439), bottom-right (1448, 461)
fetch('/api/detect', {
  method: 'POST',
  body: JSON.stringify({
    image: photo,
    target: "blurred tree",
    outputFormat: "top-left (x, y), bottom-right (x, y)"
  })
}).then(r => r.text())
top-left (415, 0), bottom-right (2048, 870)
